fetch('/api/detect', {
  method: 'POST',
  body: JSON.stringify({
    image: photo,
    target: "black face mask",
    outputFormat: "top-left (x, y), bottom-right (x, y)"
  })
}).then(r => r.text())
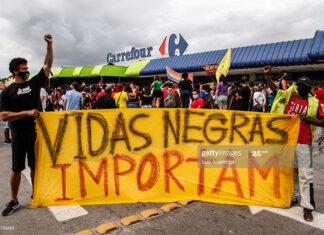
top-left (18, 71), bottom-right (30, 80)
top-left (297, 86), bottom-right (310, 97)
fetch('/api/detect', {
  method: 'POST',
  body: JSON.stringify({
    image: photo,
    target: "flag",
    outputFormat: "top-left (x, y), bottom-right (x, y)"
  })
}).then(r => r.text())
top-left (201, 64), bottom-right (218, 81)
top-left (166, 67), bottom-right (193, 83)
top-left (216, 47), bottom-right (231, 83)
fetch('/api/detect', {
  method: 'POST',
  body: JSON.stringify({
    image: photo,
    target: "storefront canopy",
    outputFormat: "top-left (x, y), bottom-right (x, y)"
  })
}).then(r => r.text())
top-left (49, 65), bottom-right (127, 79)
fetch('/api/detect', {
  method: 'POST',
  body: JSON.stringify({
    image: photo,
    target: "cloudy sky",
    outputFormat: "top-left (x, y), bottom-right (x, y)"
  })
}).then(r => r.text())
top-left (0, 0), bottom-right (323, 77)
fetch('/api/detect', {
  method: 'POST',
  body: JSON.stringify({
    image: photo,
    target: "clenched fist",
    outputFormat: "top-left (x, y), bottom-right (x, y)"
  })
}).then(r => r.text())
top-left (44, 34), bottom-right (53, 44)
top-left (264, 65), bottom-right (271, 74)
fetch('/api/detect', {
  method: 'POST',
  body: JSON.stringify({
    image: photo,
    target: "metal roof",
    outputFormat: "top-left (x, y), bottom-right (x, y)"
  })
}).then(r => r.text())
top-left (138, 30), bottom-right (324, 76)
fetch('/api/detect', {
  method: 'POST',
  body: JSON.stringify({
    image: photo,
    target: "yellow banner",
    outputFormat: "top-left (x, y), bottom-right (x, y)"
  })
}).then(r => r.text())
top-left (30, 109), bottom-right (299, 208)
top-left (216, 47), bottom-right (231, 83)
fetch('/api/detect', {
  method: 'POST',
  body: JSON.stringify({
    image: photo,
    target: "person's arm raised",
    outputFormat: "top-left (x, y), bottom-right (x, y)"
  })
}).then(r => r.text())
top-left (264, 65), bottom-right (278, 94)
top-left (43, 34), bottom-right (53, 78)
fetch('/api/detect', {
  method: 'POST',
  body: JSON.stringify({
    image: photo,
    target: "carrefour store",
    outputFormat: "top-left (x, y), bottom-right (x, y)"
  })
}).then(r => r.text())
top-left (48, 30), bottom-right (324, 86)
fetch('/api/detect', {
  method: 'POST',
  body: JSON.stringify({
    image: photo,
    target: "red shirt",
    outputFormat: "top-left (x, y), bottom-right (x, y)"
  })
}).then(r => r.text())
top-left (315, 88), bottom-right (324, 104)
top-left (163, 88), bottom-right (177, 99)
top-left (90, 91), bottom-right (98, 103)
top-left (191, 98), bottom-right (205, 109)
top-left (97, 91), bottom-right (105, 99)
top-left (285, 95), bottom-right (324, 145)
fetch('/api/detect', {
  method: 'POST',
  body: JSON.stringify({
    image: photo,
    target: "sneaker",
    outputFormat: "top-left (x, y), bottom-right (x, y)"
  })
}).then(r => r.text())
top-left (303, 208), bottom-right (313, 222)
top-left (2, 200), bottom-right (20, 216)
top-left (4, 139), bottom-right (12, 144)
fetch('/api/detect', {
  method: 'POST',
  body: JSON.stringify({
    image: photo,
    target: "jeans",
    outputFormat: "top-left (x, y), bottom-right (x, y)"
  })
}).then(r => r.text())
top-left (253, 104), bottom-right (263, 112)
top-left (293, 144), bottom-right (314, 210)
top-left (127, 103), bottom-right (139, 108)
top-left (181, 90), bottom-right (191, 108)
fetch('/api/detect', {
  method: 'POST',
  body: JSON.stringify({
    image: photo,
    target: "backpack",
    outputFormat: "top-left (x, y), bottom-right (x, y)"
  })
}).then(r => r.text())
top-left (165, 89), bottom-right (176, 108)
top-left (203, 92), bottom-right (213, 109)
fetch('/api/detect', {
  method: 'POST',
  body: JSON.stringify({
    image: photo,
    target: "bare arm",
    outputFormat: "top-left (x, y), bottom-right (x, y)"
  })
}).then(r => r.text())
top-left (264, 66), bottom-right (278, 94)
top-left (281, 79), bottom-right (287, 91)
top-left (254, 97), bottom-right (261, 106)
top-left (43, 34), bottom-right (53, 78)
top-left (300, 115), bottom-right (324, 127)
top-left (229, 96), bottom-right (234, 110)
top-left (0, 110), bottom-right (39, 122)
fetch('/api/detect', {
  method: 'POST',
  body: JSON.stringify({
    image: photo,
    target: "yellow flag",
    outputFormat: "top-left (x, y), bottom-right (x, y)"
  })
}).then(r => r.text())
top-left (216, 47), bottom-right (231, 83)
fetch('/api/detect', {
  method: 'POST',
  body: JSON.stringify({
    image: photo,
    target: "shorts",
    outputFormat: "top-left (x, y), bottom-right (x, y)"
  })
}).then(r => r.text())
top-left (216, 95), bottom-right (228, 105)
top-left (11, 130), bottom-right (37, 173)
top-left (142, 104), bottom-right (152, 108)
top-left (4, 121), bottom-right (9, 129)
top-left (152, 90), bottom-right (163, 98)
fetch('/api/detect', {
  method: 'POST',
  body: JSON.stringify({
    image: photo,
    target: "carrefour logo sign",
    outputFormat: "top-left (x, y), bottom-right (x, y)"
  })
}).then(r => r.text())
top-left (106, 34), bottom-right (188, 63)
top-left (107, 47), bottom-right (153, 63)
top-left (159, 33), bottom-right (188, 57)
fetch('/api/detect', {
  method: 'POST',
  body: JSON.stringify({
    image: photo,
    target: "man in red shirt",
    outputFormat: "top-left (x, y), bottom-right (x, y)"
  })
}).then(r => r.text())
top-left (314, 84), bottom-right (324, 104)
top-left (190, 90), bottom-right (204, 109)
top-left (96, 84), bottom-right (106, 99)
top-left (315, 84), bottom-right (324, 144)
top-left (265, 66), bottom-right (324, 222)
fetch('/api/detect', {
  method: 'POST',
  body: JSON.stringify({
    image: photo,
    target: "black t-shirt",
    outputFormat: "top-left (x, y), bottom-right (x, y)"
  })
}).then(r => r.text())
top-left (278, 78), bottom-right (286, 90)
top-left (140, 94), bottom-right (153, 105)
top-left (0, 69), bottom-right (48, 132)
top-left (231, 86), bottom-right (250, 111)
top-left (97, 94), bottom-right (117, 109)
top-left (178, 79), bottom-right (192, 91)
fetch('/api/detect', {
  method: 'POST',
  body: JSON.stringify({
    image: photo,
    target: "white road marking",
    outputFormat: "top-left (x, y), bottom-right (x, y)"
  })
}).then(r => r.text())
top-left (249, 206), bottom-right (324, 230)
top-left (48, 206), bottom-right (88, 222)
top-left (22, 167), bottom-right (88, 222)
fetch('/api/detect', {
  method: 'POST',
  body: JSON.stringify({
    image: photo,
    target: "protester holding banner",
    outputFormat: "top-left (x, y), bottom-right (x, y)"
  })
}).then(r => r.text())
top-left (178, 72), bottom-right (192, 108)
top-left (265, 65), bottom-right (324, 222)
top-left (0, 34), bottom-right (53, 216)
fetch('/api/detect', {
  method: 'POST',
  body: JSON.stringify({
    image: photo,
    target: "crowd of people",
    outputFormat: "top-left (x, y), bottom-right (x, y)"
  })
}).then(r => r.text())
top-left (41, 70), bottom-right (322, 113)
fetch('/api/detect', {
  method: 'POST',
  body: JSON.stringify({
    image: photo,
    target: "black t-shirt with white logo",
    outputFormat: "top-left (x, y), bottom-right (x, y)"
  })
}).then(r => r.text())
top-left (0, 69), bottom-right (48, 133)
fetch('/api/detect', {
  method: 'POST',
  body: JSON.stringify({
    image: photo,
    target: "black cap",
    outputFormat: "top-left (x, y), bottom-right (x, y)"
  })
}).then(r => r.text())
top-left (296, 77), bottom-right (311, 87)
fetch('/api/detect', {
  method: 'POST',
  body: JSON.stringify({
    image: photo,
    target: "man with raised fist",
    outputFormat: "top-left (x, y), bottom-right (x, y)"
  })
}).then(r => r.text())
top-left (0, 34), bottom-right (53, 216)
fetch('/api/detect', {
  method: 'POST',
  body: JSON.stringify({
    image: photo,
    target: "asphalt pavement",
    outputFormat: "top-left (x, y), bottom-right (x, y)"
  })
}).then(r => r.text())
top-left (1, 121), bottom-right (324, 235)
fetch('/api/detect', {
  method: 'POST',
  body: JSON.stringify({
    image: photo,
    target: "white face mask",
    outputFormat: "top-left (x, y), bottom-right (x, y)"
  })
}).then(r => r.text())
top-left (193, 94), bottom-right (199, 99)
